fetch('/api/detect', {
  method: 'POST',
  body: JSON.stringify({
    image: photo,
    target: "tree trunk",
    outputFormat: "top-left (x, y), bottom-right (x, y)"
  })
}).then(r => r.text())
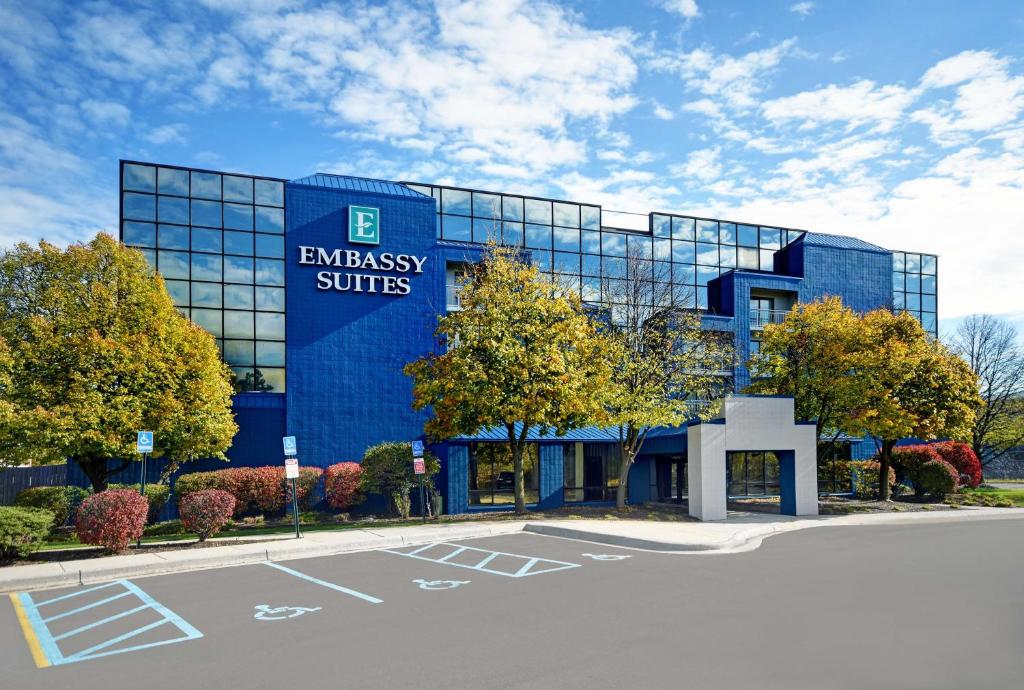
top-left (615, 445), bottom-right (633, 509)
top-left (878, 439), bottom-right (896, 502)
top-left (507, 424), bottom-right (527, 515)
top-left (77, 455), bottom-right (110, 493)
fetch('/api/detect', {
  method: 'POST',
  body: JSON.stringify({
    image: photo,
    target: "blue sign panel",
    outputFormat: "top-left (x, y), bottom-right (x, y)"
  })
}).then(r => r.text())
top-left (411, 440), bottom-right (424, 458)
top-left (282, 436), bottom-right (297, 456)
top-left (136, 431), bottom-right (154, 454)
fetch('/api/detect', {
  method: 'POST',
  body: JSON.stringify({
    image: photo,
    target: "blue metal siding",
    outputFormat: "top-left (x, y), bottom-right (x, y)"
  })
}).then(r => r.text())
top-left (446, 445), bottom-right (469, 514)
top-left (538, 444), bottom-right (564, 509)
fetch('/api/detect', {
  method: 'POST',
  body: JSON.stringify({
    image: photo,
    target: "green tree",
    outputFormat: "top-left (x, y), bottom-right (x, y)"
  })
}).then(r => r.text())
top-left (854, 310), bottom-right (980, 500)
top-left (603, 248), bottom-right (732, 508)
top-left (0, 234), bottom-right (238, 490)
top-left (359, 442), bottom-right (439, 518)
top-left (747, 297), bottom-right (869, 456)
top-left (405, 245), bottom-right (614, 514)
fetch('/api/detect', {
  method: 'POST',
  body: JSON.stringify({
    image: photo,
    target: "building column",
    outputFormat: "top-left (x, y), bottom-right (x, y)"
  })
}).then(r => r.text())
top-left (779, 425), bottom-right (819, 516)
top-left (687, 423), bottom-right (728, 521)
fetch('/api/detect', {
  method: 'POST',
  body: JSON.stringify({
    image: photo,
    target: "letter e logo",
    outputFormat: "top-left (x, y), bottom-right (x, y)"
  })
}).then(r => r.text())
top-left (349, 206), bottom-right (380, 245)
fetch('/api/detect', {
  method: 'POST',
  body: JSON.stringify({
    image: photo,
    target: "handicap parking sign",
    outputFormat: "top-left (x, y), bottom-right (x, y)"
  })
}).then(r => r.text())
top-left (282, 436), bottom-right (297, 456)
top-left (136, 431), bottom-right (154, 454)
top-left (412, 440), bottom-right (424, 458)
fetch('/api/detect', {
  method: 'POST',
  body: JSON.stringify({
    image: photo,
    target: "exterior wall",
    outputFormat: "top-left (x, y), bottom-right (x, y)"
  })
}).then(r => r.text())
top-left (285, 183), bottom-right (438, 468)
top-left (538, 444), bottom-right (565, 509)
top-left (793, 243), bottom-right (892, 313)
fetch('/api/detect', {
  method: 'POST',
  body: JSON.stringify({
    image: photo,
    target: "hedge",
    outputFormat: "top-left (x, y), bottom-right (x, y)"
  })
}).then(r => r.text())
top-left (0, 506), bottom-right (54, 559)
top-left (180, 490), bottom-right (236, 541)
top-left (324, 462), bottom-right (364, 510)
top-left (109, 483), bottom-right (170, 524)
top-left (14, 486), bottom-right (91, 531)
top-left (893, 445), bottom-right (961, 498)
top-left (175, 467), bottom-right (322, 517)
top-left (361, 442), bottom-right (440, 518)
top-left (75, 490), bottom-right (149, 553)
top-left (850, 461), bottom-right (897, 499)
top-left (931, 441), bottom-right (983, 488)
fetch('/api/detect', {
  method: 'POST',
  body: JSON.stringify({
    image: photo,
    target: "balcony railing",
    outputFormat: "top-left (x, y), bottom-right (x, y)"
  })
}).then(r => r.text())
top-left (750, 309), bottom-right (788, 329)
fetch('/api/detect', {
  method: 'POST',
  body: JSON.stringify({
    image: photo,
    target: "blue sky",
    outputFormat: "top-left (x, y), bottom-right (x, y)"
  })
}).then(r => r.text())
top-left (1, 0), bottom-right (1022, 334)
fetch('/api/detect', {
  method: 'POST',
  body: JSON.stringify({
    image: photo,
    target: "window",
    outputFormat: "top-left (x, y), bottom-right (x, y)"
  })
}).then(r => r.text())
top-left (469, 443), bottom-right (539, 505)
top-left (727, 451), bottom-right (781, 496)
top-left (564, 443), bottom-right (621, 502)
top-left (818, 442), bottom-right (853, 494)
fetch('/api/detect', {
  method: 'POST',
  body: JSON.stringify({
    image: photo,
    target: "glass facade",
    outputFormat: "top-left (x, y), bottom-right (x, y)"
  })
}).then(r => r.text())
top-left (892, 250), bottom-right (938, 336)
top-left (405, 183), bottom-right (805, 312)
top-left (727, 450), bottom-right (781, 497)
top-left (468, 443), bottom-right (539, 505)
top-left (120, 161), bottom-right (287, 393)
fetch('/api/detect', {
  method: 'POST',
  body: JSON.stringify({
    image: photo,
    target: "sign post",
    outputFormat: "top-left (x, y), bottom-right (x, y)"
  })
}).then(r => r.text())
top-left (135, 431), bottom-right (154, 548)
top-left (282, 437), bottom-right (301, 539)
top-left (412, 441), bottom-right (426, 524)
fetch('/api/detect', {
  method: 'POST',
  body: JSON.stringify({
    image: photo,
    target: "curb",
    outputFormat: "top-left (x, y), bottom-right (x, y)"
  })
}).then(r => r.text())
top-left (523, 522), bottom-right (780, 553)
top-left (0, 522), bottom-right (526, 594)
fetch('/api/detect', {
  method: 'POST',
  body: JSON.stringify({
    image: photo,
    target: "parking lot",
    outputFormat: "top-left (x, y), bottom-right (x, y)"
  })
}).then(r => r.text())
top-left (3, 520), bottom-right (1023, 689)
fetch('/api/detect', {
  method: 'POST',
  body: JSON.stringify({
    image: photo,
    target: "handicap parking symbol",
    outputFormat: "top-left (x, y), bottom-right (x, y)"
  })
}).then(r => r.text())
top-left (582, 553), bottom-right (632, 561)
top-left (413, 579), bottom-right (470, 590)
top-left (253, 604), bottom-right (322, 621)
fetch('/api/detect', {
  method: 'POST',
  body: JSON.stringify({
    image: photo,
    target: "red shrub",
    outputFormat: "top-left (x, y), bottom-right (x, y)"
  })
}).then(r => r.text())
top-left (893, 445), bottom-right (961, 497)
top-left (180, 490), bottom-right (236, 541)
top-left (214, 467), bottom-right (286, 516)
top-left (324, 463), bottom-right (364, 510)
top-left (932, 441), bottom-right (982, 488)
top-left (75, 490), bottom-right (149, 553)
top-left (285, 467), bottom-right (323, 511)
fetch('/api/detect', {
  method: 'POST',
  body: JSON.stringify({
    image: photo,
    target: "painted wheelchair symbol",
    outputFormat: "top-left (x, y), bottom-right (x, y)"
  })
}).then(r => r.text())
top-left (413, 579), bottom-right (470, 590)
top-left (253, 604), bottom-right (322, 621)
top-left (582, 553), bottom-right (632, 561)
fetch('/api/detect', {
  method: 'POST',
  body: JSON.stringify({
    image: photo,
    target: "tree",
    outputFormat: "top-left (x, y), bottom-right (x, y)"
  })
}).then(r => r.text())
top-left (947, 315), bottom-right (1024, 466)
top-left (360, 442), bottom-right (439, 518)
top-left (602, 247), bottom-right (732, 508)
top-left (854, 310), bottom-right (980, 500)
top-left (405, 245), bottom-right (615, 513)
top-left (747, 297), bottom-right (869, 458)
top-left (0, 234), bottom-right (238, 490)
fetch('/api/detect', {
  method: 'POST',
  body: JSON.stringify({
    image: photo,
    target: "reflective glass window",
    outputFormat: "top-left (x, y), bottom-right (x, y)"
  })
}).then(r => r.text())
top-left (892, 252), bottom-right (906, 271)
top-left (627, 234), bottom-right (653, 260)
top-left (719, 223), bottom-right (736, 245)
top-left (654, 238), bottom-right (671, 261)
top-left (581, 205), bottom-right (601, 230)
top-left (255, 206), bottom-right (284, 234)
top-left (224, 340), bottom-right (254, 366)
top-left (922, 313), bottom-right (937, 332)
top-left (601, 232), bottom-right (626, 256)
top-left (697, 265), bottom-right (719, 286)
top-left (224, 231), bottom-right (254, 256)
top-left (553, 252), bottom-right (579, 274)
top-left (224, 310), bottom-right (255, 339)
top-left (905, 273), bottom-right (921, 292)
top-left (581, 229), bottom-right (601, 254)
top-left (525, 199), bottom-right (552, 225)
top-left (738, 225), bottom-right (758, 247)
top-left (191, 282), bottom-right (221, 308)
top-left (254, 179), bottom-right (284, 207)
top-left (893, 272), bottom-right (904, 291)
top-left (123, 221), bottom-right (155, 247)
top-left (473, 192), bottom-right (500, 219)
top-left (157, 250), bottom-right (189, 279)
top-left (738, 246), bottom-right (759, 269)
top-left (582, 277), bottom-right (601, 302)
top-left (137, 248), bottom-right (155, 270)
top-left (653, 214), bottom-right (671, 238)
top-left (582, 254), bottom-right (601, 276)
top-left (158, 224), bottom-right (189, 250)
top-left (697, 286), bottom-right (708, 309)
top-left (256, 341), bottom-right (286, 367)
top-left (158, 167), bottom-right (189, 196)
top-left (472, 217), bottom-right (500, 244)
top-left (696, 220), bottom-right (718, 243)
top-left (906, 293), bottom-right (921, 310)
top-left (191, 309), bottom-right (222, 336)
top-left (760, 249), bottom-right (775, 269)
top-left (921, 255), bottom-right (937, 275)
top-left (123, 192), bottom-right (156, 221)
top-left (255, 234), bottom-right (284, 259)
top-left (123, 164), bottom-right (156, 192)
top-left (719, 245), bottom-right (737, 268)
top-left (224, 203), bottom-right (253, 231)
top-left (922, 275), bottom-right (936, 294)
top-left (531, 250), bottom-right (551, 272)
top-left (231, 368), bottom-right (254, 392)
top-left (225, 285), bottom-right (254, 310)
top-left (191, 199), bottom-right (222, 227)
top-left (256, 312), bottom-right (285, 340)
top-left (893, 291), bottom-right (905, 309)
top-left (906, 254), bottom-right (921, 272)
top-left (553, 202), bottom-right (579, 228)
top-left (255, 259), bottom-right (285, 286)
top-left (255, 287), bottom-right (285, 311)
top-left (442, 188), bottom-right (471, 215)
top-left (672, 240), bottom-right (695, 264)
top-left (190, 228), bottom-right (221, 254)
top-left (442, 214), bottom-right (471, 242)
top-left (223, 175), bottom-right (253, 203)
top-left (697, 242), bottom-right (718, 265)
top-left (190, 171), bottom-right (222, 200)
top-left (760, 228), bottom-right (782, 249)
top-left (165, 280), bottom-right (189, 306)
top-left (672, 216), bottom-right (695, 241)
top-left (602, 256), bottom-right (626, 279)
top-left (501, 222), bottom-right (523, 246)
top-left (258, 368), bottom-right (286, 393)
top-left (158, 195), bottom-right (189, 224)
top-left (191, 253), bottom-right (222, 281)
top-left (553, 227), bottom-right (580, 252)
top-left (225, 256), bottom-right (254, 284)
top-left (502, 196), bottom-right (524, 221)
top-left (525, 224), bottom-right (551, 250)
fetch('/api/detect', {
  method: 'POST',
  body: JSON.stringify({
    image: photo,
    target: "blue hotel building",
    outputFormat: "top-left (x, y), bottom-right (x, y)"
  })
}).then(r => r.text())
top-left (116, 160), bottom-right (938, 513)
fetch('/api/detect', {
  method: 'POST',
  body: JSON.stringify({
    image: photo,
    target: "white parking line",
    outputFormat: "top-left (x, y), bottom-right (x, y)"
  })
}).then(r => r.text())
top-left (262, 562), bottom-right (383, 604)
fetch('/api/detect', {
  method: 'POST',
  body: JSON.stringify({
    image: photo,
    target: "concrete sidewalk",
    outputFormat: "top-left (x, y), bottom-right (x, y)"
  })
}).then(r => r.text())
top-left (2, 506), bottom-right (1021, 593)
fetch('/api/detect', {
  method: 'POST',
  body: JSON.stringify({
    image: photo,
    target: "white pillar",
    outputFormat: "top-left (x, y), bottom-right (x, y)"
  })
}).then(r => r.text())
top-left (687, 423), bottom-right (727, 521)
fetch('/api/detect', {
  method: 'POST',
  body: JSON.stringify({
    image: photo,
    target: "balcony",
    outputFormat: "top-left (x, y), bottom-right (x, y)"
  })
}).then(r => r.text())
top-left (446, 283), bottom-right (463, 311)
top-left (749, 309), bottom-right (788, 329)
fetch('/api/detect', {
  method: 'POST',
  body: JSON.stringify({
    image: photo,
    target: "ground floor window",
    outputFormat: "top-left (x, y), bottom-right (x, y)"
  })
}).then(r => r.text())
top-left (564, 442), bottom-right (621, 502)
top-left (469, 443), bottom-right (539, 506)
top-left (727, 451), bottom-right (781, 497)
top-left (818, 441), bottom-right (853, 494)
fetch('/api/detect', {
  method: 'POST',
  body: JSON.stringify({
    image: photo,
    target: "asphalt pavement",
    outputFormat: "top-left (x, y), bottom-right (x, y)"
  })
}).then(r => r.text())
top-left (3, 519), bottom-right (1022, 689)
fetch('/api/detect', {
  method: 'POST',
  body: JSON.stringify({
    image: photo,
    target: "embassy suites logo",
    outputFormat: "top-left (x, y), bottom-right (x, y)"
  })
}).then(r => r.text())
top-left (297, 205), bottom-right (427, 296)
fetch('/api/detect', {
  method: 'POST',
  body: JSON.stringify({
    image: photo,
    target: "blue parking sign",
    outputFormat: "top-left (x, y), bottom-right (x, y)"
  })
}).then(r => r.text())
top-left (412, 440), bottom-right (424, 458)
top-left (282, 436), bottom-right (297, 456)
top-left (136, 431), bottom-right (154, 454)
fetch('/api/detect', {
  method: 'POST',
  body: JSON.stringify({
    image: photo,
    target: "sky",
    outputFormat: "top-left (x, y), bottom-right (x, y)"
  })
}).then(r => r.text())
top-left (1, 0), bottom-right (1022, 336)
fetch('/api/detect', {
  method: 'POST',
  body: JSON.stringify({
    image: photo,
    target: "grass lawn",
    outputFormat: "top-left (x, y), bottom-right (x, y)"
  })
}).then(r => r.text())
top-left (947, 487), bottom-right (1024, 508)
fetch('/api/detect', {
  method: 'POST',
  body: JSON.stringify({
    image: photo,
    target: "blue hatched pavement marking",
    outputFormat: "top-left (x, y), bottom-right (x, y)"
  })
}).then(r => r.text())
top-left (15, 579), bottom-right (202, 667)
top-left (380, 542), bottom-right (581, 578)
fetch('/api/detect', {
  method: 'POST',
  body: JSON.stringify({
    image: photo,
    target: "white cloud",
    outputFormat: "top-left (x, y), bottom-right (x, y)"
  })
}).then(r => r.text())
top-left (669, 146), bottom-right (722, 182)
top-left (762, 80), bottom-right (916, 133)
top-left (81, 99), bottom-right (131, 127)
top-left (652, 102), bottom-right (675, 120)
top-left (144, 123), bottom-right (188, 145)
top-left (790, 2), bottom-right (814, 16)
top-left (660, 0), bottom-right (700, 19)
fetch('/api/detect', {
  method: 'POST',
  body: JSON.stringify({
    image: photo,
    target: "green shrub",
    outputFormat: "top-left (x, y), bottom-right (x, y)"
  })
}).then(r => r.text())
top-left (360, 442), bottom-right (439, 518)
top-left (174, 471), bottom-right (220, 498)
top-left (851, 461), bottom-right (897, 499)
top-left (143, 520), bottom-right (185, 537)
top-left (913, 460), bottom-right (959, 498)
top-left (15, 486), bottom-right (91, 530)
top-left (0, 506), bottom-right (54, 559)
top-left (109, 483), bottom-right (171, 523)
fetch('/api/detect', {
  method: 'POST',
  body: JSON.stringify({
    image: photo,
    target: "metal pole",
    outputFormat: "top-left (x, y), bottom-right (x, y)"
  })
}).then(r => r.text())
top-left (291, 476), bottom-right (301, 539)
top-left (419, 476), bottom-right (427, 524)
top-left (136, 452), bottom-right (147, 549)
